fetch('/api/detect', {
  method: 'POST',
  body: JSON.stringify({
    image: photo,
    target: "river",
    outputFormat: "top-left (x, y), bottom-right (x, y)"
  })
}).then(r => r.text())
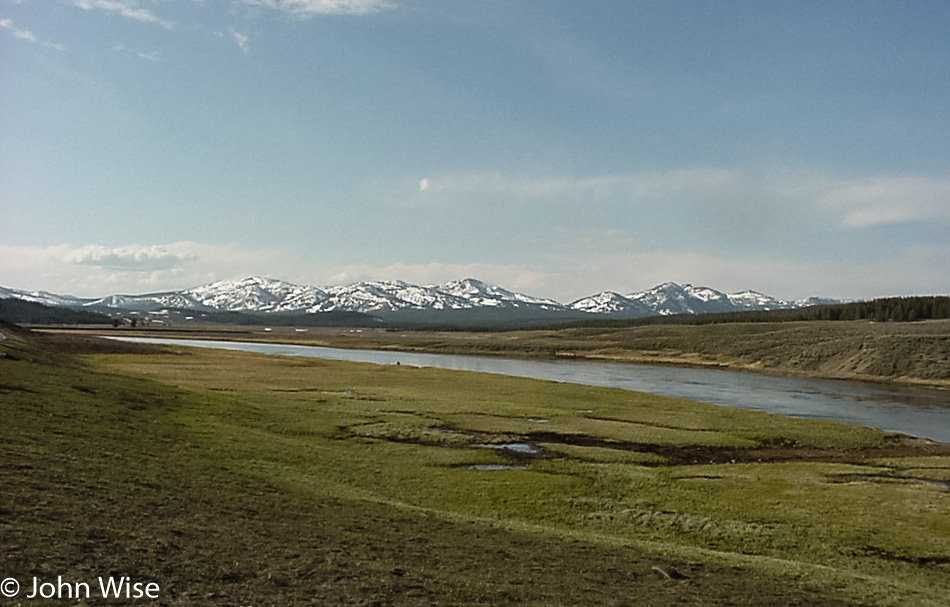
top-left (106, 337), bottom-right (950, 442)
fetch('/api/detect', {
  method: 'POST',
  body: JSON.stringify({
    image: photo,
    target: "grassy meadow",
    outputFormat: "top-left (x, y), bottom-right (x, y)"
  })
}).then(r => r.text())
top-left (2, 326), bottom-right (949, 605)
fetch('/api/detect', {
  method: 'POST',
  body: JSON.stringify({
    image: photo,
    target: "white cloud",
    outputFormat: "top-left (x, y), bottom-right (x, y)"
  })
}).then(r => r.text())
top-left (411, 167), bottom-right (950, 229)
top-left (411, 176), bottom-right (446, 198)
top-left (0, 242), bottom-right (289, 297)
top-left (0, 17), bottom-right (65, 50)
top-left (278, 243), bottom-right (950, 303)
top-left (64, 244), bottom-right (197, 271)
top-left (1, 235), bottom-right (946, 304)
top-left (817, 176), bottom-right (950, 227)
top-left (13, 27), bottom-right (37, 42)
top-left (238, 0), bottom-right (394, 18)
top-left (112, 43), bottom-right (161, 61)
top-left (70, 0), bottom-right (174, 29)
top-left (230, 29), bottom-right (249, 54)
top-left (411, 167), bottom-right (797, 204)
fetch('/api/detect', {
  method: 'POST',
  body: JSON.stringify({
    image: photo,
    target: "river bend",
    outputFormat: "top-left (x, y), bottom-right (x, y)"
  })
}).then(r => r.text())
top-left (106, 337), bottom-right (950, 442)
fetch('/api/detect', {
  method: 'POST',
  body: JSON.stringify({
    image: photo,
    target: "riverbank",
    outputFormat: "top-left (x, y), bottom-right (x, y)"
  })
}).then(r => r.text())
top-left (57, 318), bottom-right (950, 389)
top-left (100, 334), bottom-right (950, 442)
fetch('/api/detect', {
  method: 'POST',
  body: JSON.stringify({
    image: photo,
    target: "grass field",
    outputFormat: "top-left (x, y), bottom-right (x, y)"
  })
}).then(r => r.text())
top-left (2, 324), bottom-right (949, 605)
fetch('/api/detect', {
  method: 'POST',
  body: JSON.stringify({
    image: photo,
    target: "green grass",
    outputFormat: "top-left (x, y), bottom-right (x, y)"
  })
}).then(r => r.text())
top-left (3, 328), bottom-right (949, 605)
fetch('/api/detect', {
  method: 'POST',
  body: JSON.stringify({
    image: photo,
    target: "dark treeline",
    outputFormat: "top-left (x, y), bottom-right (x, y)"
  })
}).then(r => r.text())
top-left (806, 296), bottom-right (950, 323)
top-left (0, 299), bottom-right (113, 325)
top-left (189, 309), bottom-right (383, 327)
top-left (557, 296), bottom-right (950, 330)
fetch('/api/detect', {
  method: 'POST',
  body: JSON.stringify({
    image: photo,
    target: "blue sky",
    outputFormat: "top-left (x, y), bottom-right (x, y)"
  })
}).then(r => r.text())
top-left (2, 0), bottom-right (948, 302)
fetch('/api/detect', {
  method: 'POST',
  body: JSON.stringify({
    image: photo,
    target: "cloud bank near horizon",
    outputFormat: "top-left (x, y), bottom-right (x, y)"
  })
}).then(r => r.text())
top-left (1, 239), bottom-right (947, 304)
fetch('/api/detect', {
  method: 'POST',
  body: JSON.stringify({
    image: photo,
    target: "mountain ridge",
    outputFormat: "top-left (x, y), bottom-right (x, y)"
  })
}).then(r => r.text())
top-left (0, 276), bottom-right (839, 320)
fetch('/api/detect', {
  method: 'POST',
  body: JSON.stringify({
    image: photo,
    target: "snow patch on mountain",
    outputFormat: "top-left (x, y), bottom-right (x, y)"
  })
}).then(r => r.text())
top-left (0, 286), bottom-right (94, 308)
top-left (571, 282), bottom-right (804, 316)
top-left (0, 277), bottom-right (840, 318)
top-left (440, 278), bottom-right (563, 309)
top-left (184, 276), bottom-right (329, 313)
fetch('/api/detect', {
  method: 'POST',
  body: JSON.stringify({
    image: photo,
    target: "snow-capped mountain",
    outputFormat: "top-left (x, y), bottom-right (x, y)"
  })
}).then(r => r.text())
top-left (175, 277), bottom-right (568, 314)
top-left (85, 292), bottom-right (206, 312)
top-left (439, 278), bottom-right (563, 309)
top-left (0, 286), bottom-right (95, 308)
top-left (569, 282), bottom-right (802, 316)
top-left (0, 277), bottom-right (573, 315)
top-left (183, 277), bottom-right (330, 313)
top-left (318, 280), bottom-right (465, 312)
top-left (0, 277), bottom-right (838, 319)
top-left (568, 291), bottom-right (653, 316)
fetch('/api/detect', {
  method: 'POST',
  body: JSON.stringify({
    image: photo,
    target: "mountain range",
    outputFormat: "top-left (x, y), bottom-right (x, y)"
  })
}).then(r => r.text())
top-left (0, 277), bottom-right (838, 322)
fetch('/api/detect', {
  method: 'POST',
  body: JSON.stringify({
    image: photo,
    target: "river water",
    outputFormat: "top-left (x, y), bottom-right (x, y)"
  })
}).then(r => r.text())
top-left (106, 337), bottom-right (950, 442)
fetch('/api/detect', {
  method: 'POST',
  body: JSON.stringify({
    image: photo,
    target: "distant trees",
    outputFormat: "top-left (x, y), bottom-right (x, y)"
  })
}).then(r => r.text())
top-left (0, 300), bottom-right (112, 325)
top-left (714, 296), bottom-right (950, 324)
top-left (816, 296), bottom-right (950, 323)
top-left (562, 296), bottom-right (950, 329)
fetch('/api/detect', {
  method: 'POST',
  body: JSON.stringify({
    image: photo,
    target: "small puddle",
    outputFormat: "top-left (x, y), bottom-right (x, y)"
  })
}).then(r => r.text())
top-left (467, 464), bottom-right (527, 471)
top-left (526, 418), bottom-right (549, 423)
top-left (831, 474), bottom-right (950, 491)
top-left (477, 443), bottom-right (541, 455)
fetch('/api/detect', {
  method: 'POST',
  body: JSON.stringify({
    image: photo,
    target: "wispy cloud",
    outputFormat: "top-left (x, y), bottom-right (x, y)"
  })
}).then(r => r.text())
top-left (536, 229), bottom-right (950, 301)
top-left (0, 242), bottom-right (288, 297)
top-left (817, 176), bottom-right (950, 227)
top-left (0, 18), bottom-right (66, 50)
top-left (412, 168), bottom-right (791, 203)
top-left (112, 43), bottom-right (161, 61)
top-left (70, 0), bottom-right (174, 29)
top-left (412, 167), bottom-right (950, 229)
top-left (230, 29), bottom-right (249, 55)
top-left (8, 23), bottom-right (36, 41)
top-left (64, 244), bottom-right (197, 271)
top-left (238, 0), bottom-right (395, 18)
top-left (0, 238), bottom-right (946, 303)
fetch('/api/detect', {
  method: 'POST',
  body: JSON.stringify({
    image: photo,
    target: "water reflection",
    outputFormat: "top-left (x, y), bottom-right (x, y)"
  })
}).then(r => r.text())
top-left (105, 337), bottom-right (950, 442)
top-left (478, 443), bottom-right (542, 455)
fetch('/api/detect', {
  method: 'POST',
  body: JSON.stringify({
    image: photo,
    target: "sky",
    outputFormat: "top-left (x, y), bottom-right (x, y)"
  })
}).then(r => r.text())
top-left (1, 0), bottom-right (949, 303)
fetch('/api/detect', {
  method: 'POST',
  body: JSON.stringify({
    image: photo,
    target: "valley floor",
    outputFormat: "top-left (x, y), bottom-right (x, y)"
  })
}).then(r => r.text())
top-left (2, 326), bottom-right (949, 606)
top-left (79, 318), bottom-right (950, 388)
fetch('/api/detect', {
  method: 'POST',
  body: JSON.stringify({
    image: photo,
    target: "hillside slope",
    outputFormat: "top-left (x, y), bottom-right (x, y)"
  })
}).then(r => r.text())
top-left (556, 320), bottom-right (950, 385)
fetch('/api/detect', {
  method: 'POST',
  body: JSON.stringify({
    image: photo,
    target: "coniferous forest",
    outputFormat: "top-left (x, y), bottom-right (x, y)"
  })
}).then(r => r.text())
top-left (564, 296), bottom-right (950, 329)
top-left (809, 296), bottom-right (950, 322)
